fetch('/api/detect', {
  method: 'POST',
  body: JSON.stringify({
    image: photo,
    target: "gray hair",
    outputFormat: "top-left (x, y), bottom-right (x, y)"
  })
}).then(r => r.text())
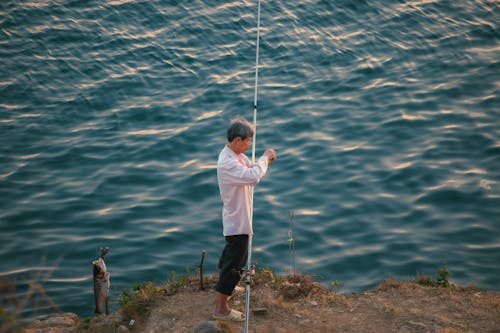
top-left (227, 117), bottom-right (254, 142)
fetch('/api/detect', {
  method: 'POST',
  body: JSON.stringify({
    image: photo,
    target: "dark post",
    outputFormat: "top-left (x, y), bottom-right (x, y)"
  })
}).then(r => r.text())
top-left (199, 250), bottom-right (206, 290)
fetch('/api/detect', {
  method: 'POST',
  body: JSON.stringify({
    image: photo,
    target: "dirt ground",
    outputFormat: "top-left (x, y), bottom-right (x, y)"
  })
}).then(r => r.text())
top-left (134, 274), bottom-right (500, 333)
top-left (21, 273), bottom-right (500, 333)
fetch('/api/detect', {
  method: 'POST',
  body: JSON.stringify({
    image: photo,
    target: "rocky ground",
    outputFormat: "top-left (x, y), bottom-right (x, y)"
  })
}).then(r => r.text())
top-left (20, 272), bottom-right (500, 333)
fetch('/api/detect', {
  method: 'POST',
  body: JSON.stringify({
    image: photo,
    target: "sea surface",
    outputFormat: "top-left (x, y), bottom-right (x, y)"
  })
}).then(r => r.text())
top-left (1, 0), bottom-right (499, 321)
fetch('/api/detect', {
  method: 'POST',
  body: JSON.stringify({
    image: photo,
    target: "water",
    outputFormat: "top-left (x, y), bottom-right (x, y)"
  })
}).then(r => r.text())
top-left (1, 0), bottom-right (499, 320)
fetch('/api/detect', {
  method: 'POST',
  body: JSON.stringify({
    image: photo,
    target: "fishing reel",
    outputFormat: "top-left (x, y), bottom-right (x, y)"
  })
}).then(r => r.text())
top-left (243, 264), bottom-right (256, 284)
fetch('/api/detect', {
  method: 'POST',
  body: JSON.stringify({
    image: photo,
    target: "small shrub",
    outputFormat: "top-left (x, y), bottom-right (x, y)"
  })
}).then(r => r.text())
top-left (257, 267), bottom-right (275, 283)
top-left (436, 263), bottom-right (452, 288)
top-left (119, 281), bottom-right (160, 320)
top-left (278, 275), bottom-right (318, 300)
top-left (416, 273), bottom-right (437, 287)
top-left (416, 263), bottom-right (453, 288)
top-left (79, 317), bottom-right (92, 330)
top-left (168, 271), bottom-right (189, 288)
top-left (377, 278), bottom-right (401, 291)
top-left (331, 280), bottom-right (343, 292)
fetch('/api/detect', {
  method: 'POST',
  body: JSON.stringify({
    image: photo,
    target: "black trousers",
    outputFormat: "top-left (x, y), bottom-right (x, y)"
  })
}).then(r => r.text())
top-left (215, 234), bottom-right (248, 296)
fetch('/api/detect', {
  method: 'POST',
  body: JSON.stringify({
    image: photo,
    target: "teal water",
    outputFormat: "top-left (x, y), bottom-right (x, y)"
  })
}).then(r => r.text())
top-left (1, 0), bottom-right (499, 320)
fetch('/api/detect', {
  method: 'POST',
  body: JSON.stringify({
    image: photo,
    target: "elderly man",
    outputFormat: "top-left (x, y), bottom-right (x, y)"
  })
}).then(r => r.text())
top-left (213, 117), bottom-right (276, 321)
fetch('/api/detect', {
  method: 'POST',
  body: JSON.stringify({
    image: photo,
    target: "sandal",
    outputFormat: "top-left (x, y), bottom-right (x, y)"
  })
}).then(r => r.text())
top-left (212, 309), bottom-right (245, 322)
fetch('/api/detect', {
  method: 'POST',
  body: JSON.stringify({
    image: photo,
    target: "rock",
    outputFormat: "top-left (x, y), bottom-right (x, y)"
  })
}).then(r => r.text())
top-left (24, 313), bottom-right (79, 333)
top-left (88, 312), bottom-right (122, 332)
top-left (252, 307), bottom-right (268, 315)
top-left (24, 326), bottom-right (73, 332)
top-left (193, 321), bottom-right (222, 333)
top-left (117, 325), bottom-right (131, 333)
top-left (399, 320), bottom-right (428, 333)
top-left (43, 313), bottom-right (79, 327)
top-left (408, 320), bottom-right (428, 330)
top-left (299, 318), bottom-right (311, 325)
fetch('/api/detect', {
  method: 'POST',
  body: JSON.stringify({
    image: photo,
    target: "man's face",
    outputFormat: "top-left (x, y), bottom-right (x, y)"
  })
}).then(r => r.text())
top-left (235, 136), bottom-right (252, 154)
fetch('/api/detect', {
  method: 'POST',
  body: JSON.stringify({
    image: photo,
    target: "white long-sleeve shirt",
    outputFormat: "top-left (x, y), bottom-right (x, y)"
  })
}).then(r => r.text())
top-left (217, 145), bottom-right (269, 236)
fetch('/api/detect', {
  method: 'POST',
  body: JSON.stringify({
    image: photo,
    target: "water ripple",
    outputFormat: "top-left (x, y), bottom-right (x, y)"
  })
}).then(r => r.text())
top-left (1, 0), bottom-right (499, 320)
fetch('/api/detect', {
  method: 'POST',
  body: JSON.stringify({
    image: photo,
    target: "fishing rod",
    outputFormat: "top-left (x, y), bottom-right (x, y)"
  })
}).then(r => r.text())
top-left (289, 211), bottom-right (296, 276)
top-left (251, 1), bottom-right (261, 164)
top-left (245, 0), bottom-right (261, 332)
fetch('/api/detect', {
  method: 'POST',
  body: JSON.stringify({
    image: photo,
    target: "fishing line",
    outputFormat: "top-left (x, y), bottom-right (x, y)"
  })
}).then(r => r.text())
top-left (245, 0), bottom-right (261, 332)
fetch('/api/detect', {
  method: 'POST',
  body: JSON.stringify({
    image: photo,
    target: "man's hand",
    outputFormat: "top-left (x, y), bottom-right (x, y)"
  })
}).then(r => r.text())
top-left (264, 148), bottom-right (277, 163)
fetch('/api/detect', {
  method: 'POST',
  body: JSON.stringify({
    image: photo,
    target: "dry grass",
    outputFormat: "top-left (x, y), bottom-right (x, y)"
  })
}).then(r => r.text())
top-left (25, 270), bottom-right (500, 333)
top-left (134, 271), bottom-right (500, 333)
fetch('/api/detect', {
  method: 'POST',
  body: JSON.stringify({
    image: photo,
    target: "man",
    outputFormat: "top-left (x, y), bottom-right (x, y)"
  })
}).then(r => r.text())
top-left (213, 117), bottom-right (276, 321)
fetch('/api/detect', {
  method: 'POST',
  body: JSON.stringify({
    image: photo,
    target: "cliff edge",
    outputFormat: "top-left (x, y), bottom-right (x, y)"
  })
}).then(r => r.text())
top-left (23, 271), bottom-right (500, 333)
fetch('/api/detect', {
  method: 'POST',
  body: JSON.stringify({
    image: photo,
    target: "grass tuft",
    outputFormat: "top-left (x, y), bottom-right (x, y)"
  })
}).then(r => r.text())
top-left (119, 281), bottom-right (161, 321)
top-left (416, 262), bottom-right (453, 288)
top-left (377, 278), bottom-right (402, 291)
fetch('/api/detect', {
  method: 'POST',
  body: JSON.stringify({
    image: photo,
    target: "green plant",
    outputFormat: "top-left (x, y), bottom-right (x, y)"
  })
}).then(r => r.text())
top-left (166, 271), bottom-right (189, 290)
top-left (416, 273), bottom-right (436, 287)
top-left (79, 317), bottom-right (92, 330)
top-left (436, 263), bottom-right (452, 287)
top-left (416, 263), bottom-right (453, 288)
top-left (119, 281), bottom-right (160, 320)
top-left (331, 280), bottom-right (343, 291)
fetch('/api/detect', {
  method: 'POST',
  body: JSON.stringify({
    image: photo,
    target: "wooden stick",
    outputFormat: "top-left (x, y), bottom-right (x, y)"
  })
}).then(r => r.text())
top-left (199, 250), bottom-right (206, 290)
